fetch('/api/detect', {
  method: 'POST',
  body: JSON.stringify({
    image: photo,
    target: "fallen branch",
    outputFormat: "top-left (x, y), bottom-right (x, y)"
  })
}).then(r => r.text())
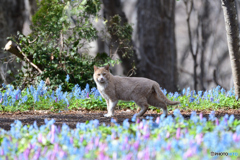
top-left (4, 41), bottom-right (24, 60)
top-left (4, 40), bottom-right (43, 74)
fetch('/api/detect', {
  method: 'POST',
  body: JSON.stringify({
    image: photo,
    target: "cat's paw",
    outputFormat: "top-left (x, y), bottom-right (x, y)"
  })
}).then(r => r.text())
top-left (104, 113), bottom-right (113, 117)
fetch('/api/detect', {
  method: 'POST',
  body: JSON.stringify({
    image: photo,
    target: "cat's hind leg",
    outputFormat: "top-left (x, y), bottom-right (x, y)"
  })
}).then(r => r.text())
top-left (135, 99), bottom-right (149, 117)
top-left (148, 95), bottom-right (168, 117)
top-left (156, 102), bottom-right (168, 117)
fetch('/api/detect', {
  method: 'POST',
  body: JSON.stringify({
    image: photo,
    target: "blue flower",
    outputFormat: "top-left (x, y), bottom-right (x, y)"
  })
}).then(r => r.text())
top-left (123, 119), bottom-right (130, 130)
top-left (196, 126), bottom-right (203, 133)
top-left (209, 111), bottom-right (216, 121)
top-left (65, 74), bottom-right (70, 83)
top-left (221, 88), bottom-right (225, 95)
top-left (210, 97), bottom-right (214, 102)
top-left (198, 91), bottom-right (203, 97)
top-left (21, 95), bottom-right (28, 103)
top-left (228, 115), bottom-right (234, 124)
top-left (186, 87), bottom-right (190, 96)
top-left (3, 92), bottom-right (8, 106)
top-left (86, 83), bottom-right (90, 94)
top-left (94, 90), bottom-right (101, 99)
top-left (190, 111), bottom-right (198, 123)
top-left (174, 92), bottom-right (179, 99)
top-left (161, 88), bottom-right (167, 96)
top-left (131, 114), bottom-right (137, 122)
top-left (182, 88), bottom-right (186, 95)
top-left (2, 83), bottom-right (6, 88)
top-left (189, 97), bottom-right (195, 103)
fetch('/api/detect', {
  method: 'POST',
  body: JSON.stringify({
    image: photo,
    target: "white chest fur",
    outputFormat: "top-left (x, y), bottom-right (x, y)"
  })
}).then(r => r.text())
top-left (97, 83), bottom-right (110, 100)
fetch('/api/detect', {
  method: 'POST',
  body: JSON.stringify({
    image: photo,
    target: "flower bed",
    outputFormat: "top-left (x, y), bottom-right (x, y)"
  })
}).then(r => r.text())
top-left (0, 110), bottom-right (239, 159)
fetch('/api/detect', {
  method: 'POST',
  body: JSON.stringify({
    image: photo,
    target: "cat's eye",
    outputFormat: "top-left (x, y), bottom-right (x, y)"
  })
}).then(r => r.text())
top-left (98, 74), bottom-right (100, 76)
top-left (102, 73), bottom-right (106, 76)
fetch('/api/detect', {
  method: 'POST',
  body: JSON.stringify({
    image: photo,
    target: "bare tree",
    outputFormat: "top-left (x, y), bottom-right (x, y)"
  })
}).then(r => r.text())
top-left (184, 0), bottom-right (199, 91)
top-left (221, 0), bottom-right (240, 98)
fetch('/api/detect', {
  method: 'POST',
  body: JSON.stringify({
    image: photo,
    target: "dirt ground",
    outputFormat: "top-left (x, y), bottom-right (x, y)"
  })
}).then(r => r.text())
top-left (0, 109), bottom-right (240, 130)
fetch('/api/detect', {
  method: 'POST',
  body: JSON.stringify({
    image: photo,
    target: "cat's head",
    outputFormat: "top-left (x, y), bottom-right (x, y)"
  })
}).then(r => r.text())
top-left (93, 65), bottom-right (110, 84)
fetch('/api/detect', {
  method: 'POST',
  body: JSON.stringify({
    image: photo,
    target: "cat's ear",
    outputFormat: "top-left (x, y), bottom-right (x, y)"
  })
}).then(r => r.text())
top-left (94, 65), bottom-right (98, 72)
top-left (104, 64), bottom-right (109, 71)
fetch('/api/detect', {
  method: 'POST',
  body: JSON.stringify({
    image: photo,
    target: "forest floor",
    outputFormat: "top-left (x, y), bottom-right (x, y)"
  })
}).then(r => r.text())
top-left (0, 109), bottom-right (239, 130)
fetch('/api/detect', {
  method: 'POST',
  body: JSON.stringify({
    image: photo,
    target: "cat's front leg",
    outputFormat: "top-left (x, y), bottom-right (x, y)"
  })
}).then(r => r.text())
top-left (104, 100), bottom-right (118, 117)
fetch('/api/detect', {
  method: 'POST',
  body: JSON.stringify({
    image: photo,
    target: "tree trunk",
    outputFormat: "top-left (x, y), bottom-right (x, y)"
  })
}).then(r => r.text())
top-left (136, 0), bottom-right (178, 92)
top-left (221, 0), bottom-right (240, 98)
top-left (200, 0), bottom-right (211, 91)
top-left (0, 0), bottom-right (25, 84)
top-left (0, 0), bottom-right (37, 84)
top-left (101, 0), bottom-right (139, 75)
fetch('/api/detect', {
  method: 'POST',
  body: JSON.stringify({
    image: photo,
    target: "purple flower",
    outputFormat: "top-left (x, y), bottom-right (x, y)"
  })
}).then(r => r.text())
top-left (95, 137), bottom-right (100, 147)
top-left (54, 143), bottom-right (59, 153)
top-left (136, 118), bottom-right (141, 124)
top-left (32, 148), bottom-right (41, 160)
top-left (185, 128), bottom-right (189, 134)
top-left (38, 133), bottom-right (42, 143)
top-left (23, 148), bottom-right (30, 160)
top-left (0, 148), bottom-right (4, 156)
top-left (155, 117), bottom-right (160, 124)
top-left (210, 97), bottom-right (214, 102)
top-left (98, 151), bottom-right (105, 160)
top-left (176, 127), bottom-right (181, 139)
top-left (143, 132), bottom-right (150, 139)
top-left (233, 133), bottom-right (240, 142)
top-left (224, 114), bottom-right (229, 125)
top-left (50, 125), bottom-right (55, 143)
top-left (124, 153), bottom-right (133, 160)
top-left (144, 148), bottom-right (150, 160)
top-left (199, 112), bottom-right (203, 121)
top-left (196, 133), bottom-right (203, 145)
top-left (215, 118), bottom-right (219, 126)
top-left (183, 146), bottom-right (197, 159)
top-left (166, 143), bottom-right (171, 150)
top-left (133, 141), bottom-right (140, 150)
top-left (166, 132), bottom-right (170, 138)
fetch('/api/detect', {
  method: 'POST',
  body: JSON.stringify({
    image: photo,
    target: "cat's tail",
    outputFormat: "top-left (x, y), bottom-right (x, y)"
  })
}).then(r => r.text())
top-left (153, 84), bottom-right (180, 105)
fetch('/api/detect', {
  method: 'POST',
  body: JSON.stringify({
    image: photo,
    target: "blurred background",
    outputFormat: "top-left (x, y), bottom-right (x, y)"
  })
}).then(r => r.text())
top-left (0, 0), bottom-right (238, 92)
